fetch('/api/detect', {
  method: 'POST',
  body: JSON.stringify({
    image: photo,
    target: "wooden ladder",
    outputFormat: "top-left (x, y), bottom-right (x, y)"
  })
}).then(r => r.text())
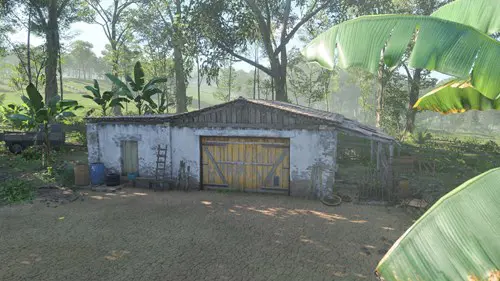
top-left (153, 145), bottom-right (168, 191)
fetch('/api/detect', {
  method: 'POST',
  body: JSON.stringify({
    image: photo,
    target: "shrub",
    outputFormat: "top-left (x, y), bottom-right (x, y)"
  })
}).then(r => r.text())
top-left (0, 178), bottom-right (36, 203)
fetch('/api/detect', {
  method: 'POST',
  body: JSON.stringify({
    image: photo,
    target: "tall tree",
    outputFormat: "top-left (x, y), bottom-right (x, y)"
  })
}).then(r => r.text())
top-left (198, 0), bottom-right (344, 102)
top-left (85, 0), bottom-right (138, 114)
top-left (68, 40), bottom-right (95, 79)
top-left (147, 0), bottom-right (200, 113)
top-left (26, 0), bottom-right (89, 100)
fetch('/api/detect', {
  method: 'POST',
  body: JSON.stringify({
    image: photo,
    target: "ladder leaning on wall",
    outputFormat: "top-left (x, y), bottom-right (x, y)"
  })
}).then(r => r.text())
top-left (151, 144), bottom-right (168, 191)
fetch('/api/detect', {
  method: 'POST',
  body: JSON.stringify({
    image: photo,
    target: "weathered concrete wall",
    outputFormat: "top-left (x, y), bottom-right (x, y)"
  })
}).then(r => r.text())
top-left (87, 123), bottom-right (171, 177)
top-left (87, 122), bottom-right (337, 197)
top-left (170, 126), bottom-right (337, 197)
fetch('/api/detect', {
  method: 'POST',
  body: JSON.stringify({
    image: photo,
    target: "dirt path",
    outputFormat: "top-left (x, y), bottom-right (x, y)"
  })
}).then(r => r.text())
top-left (0, 190), bottom-right (412, 281)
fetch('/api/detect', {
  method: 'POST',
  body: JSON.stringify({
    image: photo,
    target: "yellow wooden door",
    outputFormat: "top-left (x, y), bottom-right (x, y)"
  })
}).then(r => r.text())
top-left (201, 137), bottom-right (290, 191)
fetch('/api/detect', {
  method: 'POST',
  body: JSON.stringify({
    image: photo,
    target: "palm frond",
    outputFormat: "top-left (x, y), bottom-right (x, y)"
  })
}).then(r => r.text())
top-left (431, 0), bottom-right (500, 35)
top-left (376, 168), bottom-right (500, 281)
top-left (414, 80), bottom-right (500, 113)
top-left (302, 15), bottom-right (500, 100)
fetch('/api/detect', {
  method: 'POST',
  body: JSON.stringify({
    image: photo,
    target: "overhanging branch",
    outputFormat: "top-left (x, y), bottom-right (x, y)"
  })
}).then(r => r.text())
top-left (273, 2), bottom-right (328, 56)
top-left (218, 44), bottom-right (272, 76)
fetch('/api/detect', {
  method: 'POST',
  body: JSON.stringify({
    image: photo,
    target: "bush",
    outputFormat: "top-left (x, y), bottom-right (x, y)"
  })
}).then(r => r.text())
top-left (21, 145), bottom-right (44, 161)
top-left (0, 178), bottom-right (36, 203)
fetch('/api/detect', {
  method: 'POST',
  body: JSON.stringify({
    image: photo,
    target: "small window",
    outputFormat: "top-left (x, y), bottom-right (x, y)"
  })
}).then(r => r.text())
top-left (121, 140), bottom-right (138, 176)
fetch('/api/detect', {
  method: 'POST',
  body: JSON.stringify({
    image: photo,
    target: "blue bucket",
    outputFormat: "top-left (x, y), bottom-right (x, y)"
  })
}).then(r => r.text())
top-left (89, 162), bottom-right (105, 185)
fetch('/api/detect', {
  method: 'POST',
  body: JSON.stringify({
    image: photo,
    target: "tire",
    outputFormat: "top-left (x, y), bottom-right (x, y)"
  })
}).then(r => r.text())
top-left (8, 143), bottom-right (24, 154)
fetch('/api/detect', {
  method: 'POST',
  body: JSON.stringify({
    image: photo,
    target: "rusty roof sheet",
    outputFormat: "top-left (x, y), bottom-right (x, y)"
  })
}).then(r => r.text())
top-left (248, 99), bottom-right (345, 123)
top-left (85, 97), bottom-right (394, 142)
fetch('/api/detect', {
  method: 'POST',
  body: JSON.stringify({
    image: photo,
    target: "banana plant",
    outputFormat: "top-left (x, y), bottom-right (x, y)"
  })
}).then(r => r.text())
top-left (7, 84), bottom-right (82, 166)
top-left (414, 80), bottom-right (500, 114)
top-left (83, 79), bottom-right (128, 116)
top-left (106, 61), bottom-right (168, 115)
top-left (376, 168), bottom-right (500, 281)
top-left (301, 0), bottom-right (500, 113)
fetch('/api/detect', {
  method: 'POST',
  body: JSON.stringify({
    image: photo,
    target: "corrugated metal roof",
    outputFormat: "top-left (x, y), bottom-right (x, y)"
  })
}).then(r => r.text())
top-left (85, 114), bottom-right (175, 123)
top-left (248, 99), bottom-right (345, 124)
top-left (85, 97), bottom-right (395, 142)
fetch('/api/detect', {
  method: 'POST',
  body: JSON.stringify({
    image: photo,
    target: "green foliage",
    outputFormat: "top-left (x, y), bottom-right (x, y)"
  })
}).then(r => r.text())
top-left (431, 0), bottom-right (500, 36)
top-left (302, 14), bottom-right (500, 101)
top-left (214, 65), bottom-right (240, 102)
top-left (288, 49), bottom-right (337, 107)
top-left (376, 167), bottom-right (500, 281)
top-left (106, 61), bottom-right (168, 115)
top-left (21, 145), bottom-right (44, 161)
top-left (411, 130), bottom-right (433, 145)
top-left (5, 84), bottom-right (82, 166)
top-left (415, 80), bottom-right (500, 114)
top-left (83, 79), bottom-right (127, 116)
top-left (0, 178), bottom-right (35, 204)
top-left (7, 44), bottom-right (47, 91)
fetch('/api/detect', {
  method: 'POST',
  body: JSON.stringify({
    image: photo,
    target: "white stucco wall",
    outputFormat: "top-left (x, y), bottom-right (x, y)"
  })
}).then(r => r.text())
top-left (170, 126), bottom-right (337, 198)
top-left (87, 123), bottom-right (337, 197)
top-left (87, 123), bottom-right (170, 177)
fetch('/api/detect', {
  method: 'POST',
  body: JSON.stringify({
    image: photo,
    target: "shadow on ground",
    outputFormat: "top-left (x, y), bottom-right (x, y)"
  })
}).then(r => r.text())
top-left (0, 189), bottom-right (411, 281)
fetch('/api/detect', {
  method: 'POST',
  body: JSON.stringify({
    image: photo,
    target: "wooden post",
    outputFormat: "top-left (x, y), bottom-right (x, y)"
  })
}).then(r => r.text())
top-left (389, 143), bottom-right (395, 199)
top-left (376, 142), bottom-right (382, 171)
top-left (370, 140), bottom-right (375, 163)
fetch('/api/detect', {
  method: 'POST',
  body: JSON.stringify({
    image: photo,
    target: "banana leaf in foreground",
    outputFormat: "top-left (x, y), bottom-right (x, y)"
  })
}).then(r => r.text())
top-left (301, 15), bottom-right (500, 100)
top-left (414, 80), bottom-right (500, 114)
top-left (431, 0), bottom-right (500, 36)
top-left (376, 168), bottom-right (500, 281)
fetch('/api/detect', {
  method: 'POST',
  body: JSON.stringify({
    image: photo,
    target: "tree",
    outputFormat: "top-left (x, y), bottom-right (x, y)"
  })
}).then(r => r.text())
top-left (7, 84), bottom-right (82, 167)
top-left (27, 0), bottom-right (90, 101)
top-left (147, 0), bottom-right (200, 113)
top-left (85, 0), bottom-right (138, 114)
top-left (197, 0), bottom-right (345, 102)
top-left (67, 40), bottom-right (96, 79)
top-left (214, 63), bottom-right (240, 102)
top-left (106, 61), bottom-right (168, 115)
top-left (83, 79), bottom-right (128, 116)
top-left (8, 44), bottom-right (47, 91)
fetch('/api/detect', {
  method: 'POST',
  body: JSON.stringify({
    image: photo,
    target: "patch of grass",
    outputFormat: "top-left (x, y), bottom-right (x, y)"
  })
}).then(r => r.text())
top-left (0, 178), bottom-right (36, 204)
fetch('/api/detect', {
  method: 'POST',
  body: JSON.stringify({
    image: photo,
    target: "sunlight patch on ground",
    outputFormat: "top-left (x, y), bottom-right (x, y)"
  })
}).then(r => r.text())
top-left (349, 220), bottom-right (368, 224)
top-left (105, 250), bottom-right (130, 261)
top-left (90, 195), bottom-right (112, 200)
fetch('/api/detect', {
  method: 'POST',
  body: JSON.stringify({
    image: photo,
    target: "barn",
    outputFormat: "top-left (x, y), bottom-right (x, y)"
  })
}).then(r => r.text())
top-left (85, 97), bottom-right (395, 199)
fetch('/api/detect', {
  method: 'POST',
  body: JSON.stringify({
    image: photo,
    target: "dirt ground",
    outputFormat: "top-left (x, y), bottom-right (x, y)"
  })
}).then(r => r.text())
top-left (0, 189), bottom-right (412, 281)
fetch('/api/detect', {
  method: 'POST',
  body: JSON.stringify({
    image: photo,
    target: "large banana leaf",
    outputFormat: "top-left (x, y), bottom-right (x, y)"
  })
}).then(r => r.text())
top-left (431, 0), bottom-right (500, 35)
top-left (376, 168), bottom-right (500, 281)
top-left (414, 80), bottom-right (500, 114)
top-left (301, 15), bottom-right (500, 100)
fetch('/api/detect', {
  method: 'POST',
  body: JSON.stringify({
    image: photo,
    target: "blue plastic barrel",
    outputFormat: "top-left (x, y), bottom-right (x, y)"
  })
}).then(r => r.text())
top-left (90, 162), bottom-right (105, 185)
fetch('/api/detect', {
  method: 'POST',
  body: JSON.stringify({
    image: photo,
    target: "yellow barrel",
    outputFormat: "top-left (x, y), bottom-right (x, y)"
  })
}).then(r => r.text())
top-left (74, 164), bottom-right (90, 186)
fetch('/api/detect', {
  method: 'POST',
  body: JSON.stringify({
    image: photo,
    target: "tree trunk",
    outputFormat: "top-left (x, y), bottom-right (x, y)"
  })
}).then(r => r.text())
top-left (173, 44), bottom-right (187, 113)
top-left (228, 60), bottom-right (232, 102)
top-left (405, 68), bottom-right (422, 133)
top-left (27, 8), bottom-right (32, 84)
top-left (44, 0), bottom-right (59, 101)
top-left (197, 56), bottom-right (201, 109)
top-left (253, 46), bottom-right (257, 99)
top-left (376, 62), bottom-right (385, 128)
top-left (58, 43), bottom-right (63, 100)
top-left (111, 41), bottom-right (122, 115)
